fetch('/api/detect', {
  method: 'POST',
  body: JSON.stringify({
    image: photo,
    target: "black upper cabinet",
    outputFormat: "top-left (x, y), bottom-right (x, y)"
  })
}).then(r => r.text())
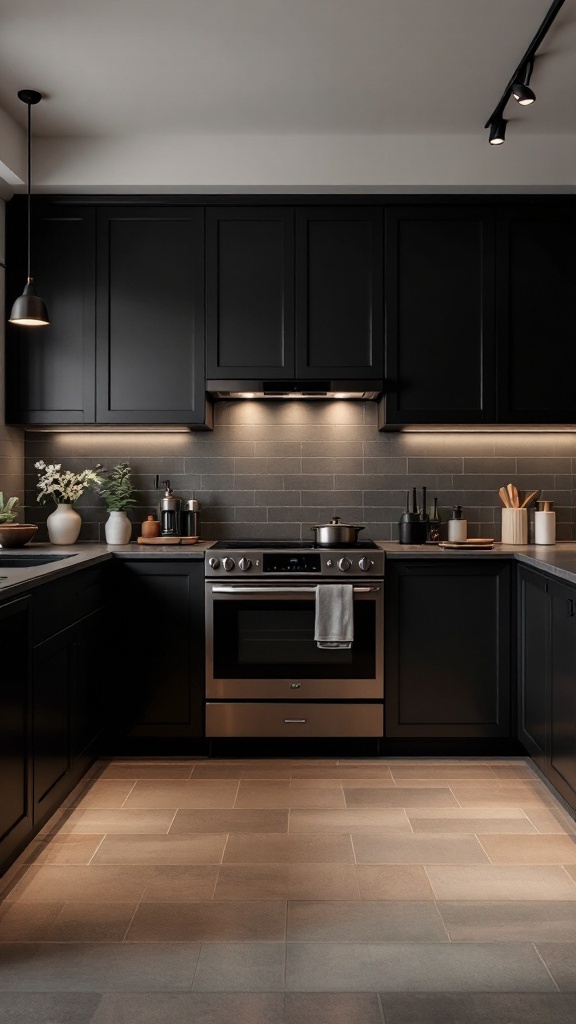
top-left (5, 204), bottom-right (97, 425)
top-left (96, 207), bottom-right (209, 425)
top-left (294, 207), bottom-right (383, 379)
top-left (496, 206), bottom-right (576, 423)
top-left (6, 201), bottom-right (211, 428)
top-left (381, 206), bottom-right (496, 426)
top-left (206, 205), bottom-right (383, 382)
top-left (206, 207), bottom-right (295, 378)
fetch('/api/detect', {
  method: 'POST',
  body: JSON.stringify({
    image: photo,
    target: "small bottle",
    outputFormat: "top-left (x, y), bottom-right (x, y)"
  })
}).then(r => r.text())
top-left (428, 497), bottom-right (441, 543)
top-left (447, 505), bottom-right (467, 542)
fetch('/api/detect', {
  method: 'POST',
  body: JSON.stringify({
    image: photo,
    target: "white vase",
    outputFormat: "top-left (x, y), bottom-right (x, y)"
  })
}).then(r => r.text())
top-left (105, 510), bottom-right (132, 545)
top-left (46, 503), bottom-right (82, 545)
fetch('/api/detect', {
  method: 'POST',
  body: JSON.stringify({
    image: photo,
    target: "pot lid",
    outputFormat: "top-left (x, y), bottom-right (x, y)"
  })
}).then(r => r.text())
top-left (312, 517), bottom-right (365, 529)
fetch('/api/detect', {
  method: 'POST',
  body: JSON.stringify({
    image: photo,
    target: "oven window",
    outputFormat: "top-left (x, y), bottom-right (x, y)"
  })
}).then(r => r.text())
top-left (212, 598), bottom-right (376, 679)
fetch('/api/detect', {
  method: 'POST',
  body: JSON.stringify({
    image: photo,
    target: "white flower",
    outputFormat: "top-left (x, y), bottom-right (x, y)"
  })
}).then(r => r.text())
top-left (35, 460), bottom-right (103, 506)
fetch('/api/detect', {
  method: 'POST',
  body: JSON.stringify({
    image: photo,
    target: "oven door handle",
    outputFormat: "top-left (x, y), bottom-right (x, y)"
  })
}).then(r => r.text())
top-left (210, 585), bottom-right (381, 594)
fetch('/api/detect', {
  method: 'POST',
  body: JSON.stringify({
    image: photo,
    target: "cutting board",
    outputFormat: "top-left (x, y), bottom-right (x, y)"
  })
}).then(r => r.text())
top-left (137, 536), bottom-right (199, 545)
top-left (439, 538), bottom-right (494, 549)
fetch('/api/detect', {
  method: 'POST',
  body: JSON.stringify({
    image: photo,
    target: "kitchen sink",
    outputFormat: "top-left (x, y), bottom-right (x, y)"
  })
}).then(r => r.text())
top-left (0, 553), bottom-right (77, 568)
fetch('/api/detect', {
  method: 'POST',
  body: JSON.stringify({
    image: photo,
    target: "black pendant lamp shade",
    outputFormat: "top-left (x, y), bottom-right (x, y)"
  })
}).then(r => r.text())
top-left (8, 89), bottom-right (49, 327)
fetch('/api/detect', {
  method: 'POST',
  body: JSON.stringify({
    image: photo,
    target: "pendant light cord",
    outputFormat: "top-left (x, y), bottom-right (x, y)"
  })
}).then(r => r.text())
top-left (26, 98), bottom-right (31, 281)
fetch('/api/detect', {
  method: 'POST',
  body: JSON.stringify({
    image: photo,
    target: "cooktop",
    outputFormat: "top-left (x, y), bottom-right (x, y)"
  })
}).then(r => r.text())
top-left (210, 539), bottom-right (380, 550)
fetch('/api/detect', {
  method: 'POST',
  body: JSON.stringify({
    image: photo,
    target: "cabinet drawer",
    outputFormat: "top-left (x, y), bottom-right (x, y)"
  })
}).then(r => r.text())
top-left (32, 566), bottom-right (106, 645)
top-left (205, 702), bottom-right (383, 737)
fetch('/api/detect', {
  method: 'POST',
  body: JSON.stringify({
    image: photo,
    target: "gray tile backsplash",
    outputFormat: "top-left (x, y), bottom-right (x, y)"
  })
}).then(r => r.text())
top-left (22, 400), bottom-right (576, 543)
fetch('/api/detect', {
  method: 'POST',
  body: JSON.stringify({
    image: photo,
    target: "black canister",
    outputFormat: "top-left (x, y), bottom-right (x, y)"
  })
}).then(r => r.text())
top-left (182, 498), bottom-right (200, 538)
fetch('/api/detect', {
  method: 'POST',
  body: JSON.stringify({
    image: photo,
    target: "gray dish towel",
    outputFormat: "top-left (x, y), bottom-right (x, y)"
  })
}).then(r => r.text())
top-left (314, 584), bottom-right (354, 649)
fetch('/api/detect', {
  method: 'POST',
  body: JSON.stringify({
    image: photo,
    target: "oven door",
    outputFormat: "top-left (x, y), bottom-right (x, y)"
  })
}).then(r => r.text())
top-left (205, 580), bottom-right (383, 700)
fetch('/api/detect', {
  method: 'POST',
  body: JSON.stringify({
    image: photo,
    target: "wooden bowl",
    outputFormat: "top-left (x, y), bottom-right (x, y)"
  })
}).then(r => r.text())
top-left (0, 523), bottom-right (39, 548)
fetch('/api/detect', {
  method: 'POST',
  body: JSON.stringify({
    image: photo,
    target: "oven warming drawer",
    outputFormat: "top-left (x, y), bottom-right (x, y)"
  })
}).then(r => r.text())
top-left (205, 702), bottom-right (383, 738)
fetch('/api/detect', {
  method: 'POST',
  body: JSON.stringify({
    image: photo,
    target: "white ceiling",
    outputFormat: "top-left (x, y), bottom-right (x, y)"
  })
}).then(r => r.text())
top-left (0, 0), bottom-right (574, 192)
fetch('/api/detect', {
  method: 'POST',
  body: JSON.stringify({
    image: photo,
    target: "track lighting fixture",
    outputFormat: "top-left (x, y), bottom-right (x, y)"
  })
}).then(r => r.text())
top-left (488, 118), bottom-right (507, 145)
top-left (512, 58), bottom-right (536, 105)
top-left (484, 0), bottom-right (565, 144)
top-left (8, 89), bottom-right (49, 327)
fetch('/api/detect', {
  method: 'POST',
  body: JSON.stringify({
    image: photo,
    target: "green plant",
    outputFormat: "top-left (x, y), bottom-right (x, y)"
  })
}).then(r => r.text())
top-left (0, 492), bottom-right (21, 523)
top-left (97, 462), bottom-right (137, 512)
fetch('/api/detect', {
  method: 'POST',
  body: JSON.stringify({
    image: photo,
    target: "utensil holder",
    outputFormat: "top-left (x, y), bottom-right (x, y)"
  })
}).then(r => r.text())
top-left (501, 507), bottom-right (528, 545)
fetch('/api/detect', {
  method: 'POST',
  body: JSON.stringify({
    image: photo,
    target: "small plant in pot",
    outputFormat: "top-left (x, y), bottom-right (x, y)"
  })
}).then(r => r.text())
top-left (0, 492), bottom-right (38, 547)
top-left (96, 463), bottom-right (137, 545)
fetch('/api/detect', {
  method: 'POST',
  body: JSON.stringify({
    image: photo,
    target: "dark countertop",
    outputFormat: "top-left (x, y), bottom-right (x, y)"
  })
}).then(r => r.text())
top-left (376, 540), bottom-right (576, 586)
top-left (0, 540), bottom-right (215, 599)
top-left (2, 539), bottom-right (576, 600)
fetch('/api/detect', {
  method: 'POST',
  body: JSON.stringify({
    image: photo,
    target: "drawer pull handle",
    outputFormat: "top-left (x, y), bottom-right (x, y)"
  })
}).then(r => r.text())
top-left (568, 599), bottom-right (575, 617)
top-left (284, 718), bottom-right (307, 724)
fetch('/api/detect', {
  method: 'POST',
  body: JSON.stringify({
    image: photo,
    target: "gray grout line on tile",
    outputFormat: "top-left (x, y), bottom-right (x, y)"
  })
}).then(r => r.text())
top-left (86, 835), bottom-right (107, 865)
top-left (119, 781), bottom-right (138, 807)
top-left (533, 941), bottom-right (562, 992)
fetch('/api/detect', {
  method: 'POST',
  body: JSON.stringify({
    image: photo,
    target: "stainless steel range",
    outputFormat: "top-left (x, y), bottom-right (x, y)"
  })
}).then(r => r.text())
top-left (205, 540), bottom-right (384, 738)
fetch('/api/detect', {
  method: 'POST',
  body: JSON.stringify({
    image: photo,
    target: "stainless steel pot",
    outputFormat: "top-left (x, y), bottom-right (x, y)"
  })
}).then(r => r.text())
top-left (310, 517), bottom-right (365, 546)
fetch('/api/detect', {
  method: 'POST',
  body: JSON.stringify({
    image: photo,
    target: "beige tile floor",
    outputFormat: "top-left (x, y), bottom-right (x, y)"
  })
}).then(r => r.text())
top-left (1, 756), bottom-right (576, 1023)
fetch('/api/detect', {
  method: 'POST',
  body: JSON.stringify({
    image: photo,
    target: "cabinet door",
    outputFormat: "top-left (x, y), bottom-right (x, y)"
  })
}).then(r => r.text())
top-left (5, 203), bottom-right (96, 425)
top-left (206, 207), bottom-right (295, 379)
top-left (111, 560), bottom-right (205, 744)
top-left (295, 207), bottom-right (383, 379)
top-left (385, 560), bottom-right (511, 739)
top-left (32, 629), bottom-right (72, 820)
top-left (517, 566), bottom-right (549, 768)
top-left (496, 207), bottom-right (576, 423)
top-left (381, 206), bottom-right (496, 425)
top-left (96, 207), bottom-right (208, 424)
top-left (70, 608), bottom-right (107, 764)
top-left (548, 578), bottom-right (576, 806)
top-left (0, 597), bottom-right (32, 875)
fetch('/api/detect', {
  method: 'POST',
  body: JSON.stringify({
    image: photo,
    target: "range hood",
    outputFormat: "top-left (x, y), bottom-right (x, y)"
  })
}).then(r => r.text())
top-left (206, 379), bottom-right (383, 400)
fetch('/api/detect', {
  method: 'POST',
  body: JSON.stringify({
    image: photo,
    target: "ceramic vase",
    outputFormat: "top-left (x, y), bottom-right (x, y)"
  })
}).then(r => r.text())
top-left (46, 503), bottom-right (82, 545)
top-left (105, 510), bottom-right (132, 545)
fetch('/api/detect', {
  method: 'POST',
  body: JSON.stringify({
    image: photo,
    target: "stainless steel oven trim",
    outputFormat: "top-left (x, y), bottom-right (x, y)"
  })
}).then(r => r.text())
top-left (211, 585), bottom-right (381, 594)
top-left (205, 578), bottom-right (384, 701)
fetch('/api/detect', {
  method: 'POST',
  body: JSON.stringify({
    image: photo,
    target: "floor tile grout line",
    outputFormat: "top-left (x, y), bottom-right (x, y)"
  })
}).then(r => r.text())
top-left (86, 834), bottom-right (107, 865)
top-left (119, 780), bottom-right (137, 809)
top-left (533, 940), bottom-right (562, 992)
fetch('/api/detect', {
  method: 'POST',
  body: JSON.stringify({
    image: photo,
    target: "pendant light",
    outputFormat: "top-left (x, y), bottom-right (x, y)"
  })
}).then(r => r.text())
top-left (8, 89), bottom-right (49, 327)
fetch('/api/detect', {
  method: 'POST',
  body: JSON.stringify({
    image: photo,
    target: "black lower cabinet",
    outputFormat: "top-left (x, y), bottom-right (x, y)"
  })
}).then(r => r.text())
top-left (33, 606), bottom-right (107, 827)
top-left (517, 566), bottom-right (576, 812)
top-left (518, 566), bottom-right (548, 770)
top-left (31, 564), bottom-right (109, 830)
top-left (0, 597), bottom-right (32, 875)
top-left (107, 559), bottom-right (205, 754)
top-left (549, 577), bottom-right (576, 806)
top-left (385, 560), bottom-right (513, 748)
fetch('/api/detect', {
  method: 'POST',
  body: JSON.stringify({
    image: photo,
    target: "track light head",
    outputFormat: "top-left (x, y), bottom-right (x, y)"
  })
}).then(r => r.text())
top-left (513, 59), bottom-right (536, 104)
top-left (512, 82), bottom-right (536, 104)
top-left (488, 118), bottom-right (507, 145)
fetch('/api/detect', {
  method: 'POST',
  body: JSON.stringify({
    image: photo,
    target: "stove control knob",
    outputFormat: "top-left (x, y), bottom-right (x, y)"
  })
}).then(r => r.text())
top-left (337, 557), bottom-right (351, 572)
top-left (238, 557), bottom-right (252, 572)
top-left (222, 557), bottom-right (235, 572)
top-left (208, 557), bottom-right (220, 570)
top-left (358, 557), bottom-right (372, 572)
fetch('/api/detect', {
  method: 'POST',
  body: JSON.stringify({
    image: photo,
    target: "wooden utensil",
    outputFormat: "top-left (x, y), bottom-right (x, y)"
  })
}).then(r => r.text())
top-left (520, 488), bottom-right (541, 509)
top-left (507, 483), bottom-right (519, 508)
top-left (499, 486), bottom-right (511, 508)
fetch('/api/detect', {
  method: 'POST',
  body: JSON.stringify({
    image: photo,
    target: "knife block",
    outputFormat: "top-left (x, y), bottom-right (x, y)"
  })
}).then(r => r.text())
top-left (501, 508), bottom-right (528, 544)
top-left (398, 519), bottom-right (428, 544)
